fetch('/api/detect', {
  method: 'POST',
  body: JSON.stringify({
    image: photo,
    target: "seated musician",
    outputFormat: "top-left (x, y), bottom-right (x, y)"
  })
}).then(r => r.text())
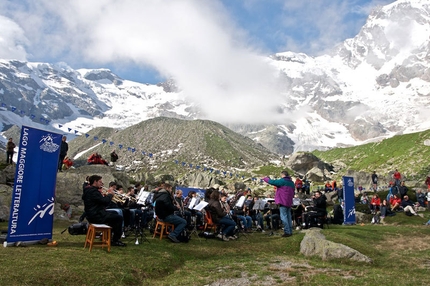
top-left (230, 192), bottom-right (253, 233)
top-left (303, 191), bottom-right (327, 228)
top-left (264, 200), bottom-right (280, 230)
top-left (208, 190), bottom-right (237, 241)
top-left (174, 190), bottom-right (192, 229)
top-left (249, 196), bottom-right (265, 231)
top-left (82, 175), bottom-right (126, 246)
top-left (184, 191), bottom-right (203, 227)
top-left (123, 186), bottom-right (146, 230)
top-left (153, 183), bottom-right (187, 243)
top-left (291, 195), bottom-right (305, 230)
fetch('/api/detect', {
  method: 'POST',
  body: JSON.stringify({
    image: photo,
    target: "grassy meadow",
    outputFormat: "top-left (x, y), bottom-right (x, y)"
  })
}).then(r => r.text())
top-left (1, 213), bottom-right (430, 286)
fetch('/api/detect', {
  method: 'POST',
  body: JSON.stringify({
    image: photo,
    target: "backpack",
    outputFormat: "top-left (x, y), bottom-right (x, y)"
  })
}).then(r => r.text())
top-left (177, 229), bottom-right (191, 243)
top-left (405, 210), bottom-right (414, 216)
top-left (371, 214), bottom-right (380, 224)
top-left (67, 222), bottom-right (89, 235)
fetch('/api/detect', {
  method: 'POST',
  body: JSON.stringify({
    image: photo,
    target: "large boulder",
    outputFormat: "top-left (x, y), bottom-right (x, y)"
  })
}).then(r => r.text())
top-left (0, 164), bottom-right (15, 185)
top-left (181, 172), bottom-right (222, 188)
top-left (286, 152), bottom-right (333, 183)
top-left (300, 228), bottom-right (372, 263)
top-left (0, 184), bottom-right (12, 220)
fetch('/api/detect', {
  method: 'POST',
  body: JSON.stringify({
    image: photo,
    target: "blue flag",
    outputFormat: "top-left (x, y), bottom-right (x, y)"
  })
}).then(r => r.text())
top-left (7, 126), bottom-right (62, 244)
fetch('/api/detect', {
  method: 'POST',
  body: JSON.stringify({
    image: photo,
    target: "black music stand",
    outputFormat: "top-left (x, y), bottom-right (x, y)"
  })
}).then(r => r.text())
top-left (129, 212), bottom-right (149, 245)
top-left (189, 214), bottom-right (201, 241)
top-left (266, 203), bottom-right (281, 236)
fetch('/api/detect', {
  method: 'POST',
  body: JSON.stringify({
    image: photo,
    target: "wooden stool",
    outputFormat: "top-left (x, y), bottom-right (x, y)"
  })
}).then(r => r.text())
top-left (152, 219), bottom-right (175, 240)
top-left (84, 224), bottom-right (112, 252)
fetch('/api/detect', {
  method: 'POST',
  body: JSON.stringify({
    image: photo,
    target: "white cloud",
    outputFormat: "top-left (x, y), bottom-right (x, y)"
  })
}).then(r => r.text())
top-left (0, 15), bottom-right (28, 61)
top-left (0, 0), bottom-right (290, 124)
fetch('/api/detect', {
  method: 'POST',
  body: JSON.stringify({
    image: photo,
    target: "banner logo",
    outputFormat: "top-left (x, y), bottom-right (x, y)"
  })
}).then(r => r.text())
top-left (39, 134), bottom-right (60, 153)
top-left (28, 197), bottom-right (55, 225)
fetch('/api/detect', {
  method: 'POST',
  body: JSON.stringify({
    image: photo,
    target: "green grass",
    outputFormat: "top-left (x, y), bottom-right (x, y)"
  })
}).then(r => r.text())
top-left (1, 215), bottom-right (429, 286)
top-left (313, 129), bottom-right (430, 181)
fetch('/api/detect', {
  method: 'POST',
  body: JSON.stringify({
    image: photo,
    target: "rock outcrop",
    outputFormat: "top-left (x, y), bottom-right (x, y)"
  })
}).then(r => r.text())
top-left (300, 228), bottom-right (372, 263)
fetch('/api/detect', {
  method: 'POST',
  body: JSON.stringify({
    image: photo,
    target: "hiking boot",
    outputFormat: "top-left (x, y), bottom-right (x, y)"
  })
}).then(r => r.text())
top-left (282, 233), bottom-right (292, 237)
top-left (168, 235), bottom-right (180, 243)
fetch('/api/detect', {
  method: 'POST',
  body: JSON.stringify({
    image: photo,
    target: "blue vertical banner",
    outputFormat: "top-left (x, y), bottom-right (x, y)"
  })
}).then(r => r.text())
top-left (342, 176), bottom-right (356, 225)
top-left (7, 126), bottom-right (62, 243)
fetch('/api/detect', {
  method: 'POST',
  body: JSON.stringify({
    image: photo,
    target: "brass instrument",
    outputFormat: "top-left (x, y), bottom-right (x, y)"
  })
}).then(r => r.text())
top-left (101, 187), bottom-right (127, 204)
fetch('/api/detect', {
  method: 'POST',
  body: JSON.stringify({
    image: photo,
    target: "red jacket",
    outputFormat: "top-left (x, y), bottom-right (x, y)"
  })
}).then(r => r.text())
top-left (371, 197), bottom-right (380, 206)
top-left (390, 196), bottom-right (401, 206)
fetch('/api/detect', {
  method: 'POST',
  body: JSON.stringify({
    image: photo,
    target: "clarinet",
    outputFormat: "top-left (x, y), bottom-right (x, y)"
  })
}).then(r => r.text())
top-left (221, 200), bottom-right (232, 219)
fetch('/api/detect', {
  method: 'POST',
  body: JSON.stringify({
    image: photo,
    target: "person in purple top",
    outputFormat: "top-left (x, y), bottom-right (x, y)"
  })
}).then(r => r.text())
top-left (263, 170), bottom-right (295, 237)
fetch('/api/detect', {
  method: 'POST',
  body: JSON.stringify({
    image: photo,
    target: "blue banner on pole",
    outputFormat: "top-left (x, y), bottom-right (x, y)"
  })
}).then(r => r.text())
top-left (7, 126), bottom-right (62, 243)
top-left (342, 176), bottom-right (356, 225)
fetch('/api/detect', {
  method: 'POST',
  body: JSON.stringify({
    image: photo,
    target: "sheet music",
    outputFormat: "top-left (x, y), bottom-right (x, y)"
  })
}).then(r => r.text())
top-left (137, 191), bottom-right (150, 205)
top-left (193, 201), bottom-right (208, 211)
top-left (235, 196), bottom-right (246, 208)
top-left (188, 197), bottom-right (197, 209)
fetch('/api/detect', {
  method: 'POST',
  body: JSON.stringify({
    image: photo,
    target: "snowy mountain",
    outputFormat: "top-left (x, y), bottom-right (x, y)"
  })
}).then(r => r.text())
top-left (0, 0), bottom-right (429, 155)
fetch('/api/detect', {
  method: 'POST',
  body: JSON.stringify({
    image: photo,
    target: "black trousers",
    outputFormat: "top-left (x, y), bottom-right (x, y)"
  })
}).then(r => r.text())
top-left (6, 151), bottom-right (13, 164)
top-left (90, 212), bottom-right (123, 242)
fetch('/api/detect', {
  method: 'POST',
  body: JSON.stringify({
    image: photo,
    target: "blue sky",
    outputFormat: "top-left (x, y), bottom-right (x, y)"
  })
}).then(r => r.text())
top-left (0, 0), bottom-right (395, 84)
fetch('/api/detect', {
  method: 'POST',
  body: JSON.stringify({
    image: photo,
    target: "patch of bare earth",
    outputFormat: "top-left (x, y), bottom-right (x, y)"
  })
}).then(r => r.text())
top-left (206, 256), bottom-right (363, 285)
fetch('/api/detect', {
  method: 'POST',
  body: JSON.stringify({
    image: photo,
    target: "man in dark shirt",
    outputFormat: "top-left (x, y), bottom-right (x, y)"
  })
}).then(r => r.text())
top-left (58, 136), bottom-right (68, 172)
top-left (82, 175), bottom-right (126, 246)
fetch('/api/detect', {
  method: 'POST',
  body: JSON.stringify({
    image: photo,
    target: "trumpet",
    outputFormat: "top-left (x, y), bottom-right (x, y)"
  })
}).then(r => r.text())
top-left (101, 187), bottom-right (127, 204)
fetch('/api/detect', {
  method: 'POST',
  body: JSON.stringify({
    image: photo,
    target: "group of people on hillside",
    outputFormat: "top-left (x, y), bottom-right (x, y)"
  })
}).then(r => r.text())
top-left (57, 136), bottom-right (118, 169)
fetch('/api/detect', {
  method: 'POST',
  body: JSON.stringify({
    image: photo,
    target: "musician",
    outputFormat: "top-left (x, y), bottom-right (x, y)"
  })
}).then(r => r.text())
top-left (230, 192), bottom-right (252, 232)
top-left (250, 196), bottom-right (265, 231)
top-left (174, 190), bottom-right (192, 228)
top-left (263, 170), bottom-right (295, 237)
top-left (184, 191), bottom-right (203, 227)
top-left (303, 191), bottom-right (327, 228)
top-left (264, 201), bottom-right (280, 230)
top-left (153, 183), bottom-right (187, 243)
top-left (124, 186), bottom-right (146, 229)
top-left (291, 195), bottom-right (305, 230)
top-left (82, 175), bottom-right (126, 246)
top-left (134, 183), bottom-right (143, 196)
top-left (243, 194), bottom-right (253, 216)
top-left (208, 190), bottom-right (236, 241)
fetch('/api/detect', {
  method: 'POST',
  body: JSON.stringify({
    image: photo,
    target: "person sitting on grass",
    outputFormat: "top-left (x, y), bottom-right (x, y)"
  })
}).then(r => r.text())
top-left (370, 194), bottom-right (381, 214)
top-left (389, 194), bottom-right (402, 211)
top-left (401, 195), bottom-right (418, 216)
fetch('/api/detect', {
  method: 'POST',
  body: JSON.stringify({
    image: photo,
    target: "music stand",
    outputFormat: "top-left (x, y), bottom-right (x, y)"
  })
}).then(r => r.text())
top-left (129, 209), bottom-right (149, 245)
top-left (266, 201), bottom-right (281, 236)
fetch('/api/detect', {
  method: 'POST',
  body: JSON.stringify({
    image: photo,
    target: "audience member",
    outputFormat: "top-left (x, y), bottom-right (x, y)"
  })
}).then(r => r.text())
top-left (58, 136), bottom-right (68, 172)
top-left (393, 169), bottom-right (402, 187)
top-left (6, 137), bottom-right (16, 164)
top-left (371, 171), bottom-right (378, 191)
top-left (390, 194), bottom-right (402, 211)
top-left (401, 195), bottom-right (418, 216)
top-left (370, 194), bottom-right (381, 214)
